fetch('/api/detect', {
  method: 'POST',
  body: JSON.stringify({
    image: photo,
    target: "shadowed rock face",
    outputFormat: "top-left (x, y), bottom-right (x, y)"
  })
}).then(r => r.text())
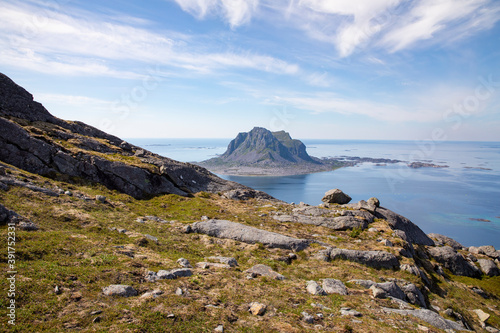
top-left (375, 207), bottom-right (434, 246)
top-left (0, 73), bottom-right (264, 199)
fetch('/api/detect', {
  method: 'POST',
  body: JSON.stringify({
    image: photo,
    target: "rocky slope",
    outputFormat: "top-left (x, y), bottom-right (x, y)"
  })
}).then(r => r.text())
top-left (0, 73), bottom-right (268, 200)
top-left (198, 127), bottom-right (346, 175)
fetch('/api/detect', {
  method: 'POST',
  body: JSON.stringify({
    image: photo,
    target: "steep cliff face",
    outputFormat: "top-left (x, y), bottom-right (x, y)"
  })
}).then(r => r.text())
top-left (219, 127), bottom-right (318, 165)
top-left (0, 73), bottom-right (268, 199)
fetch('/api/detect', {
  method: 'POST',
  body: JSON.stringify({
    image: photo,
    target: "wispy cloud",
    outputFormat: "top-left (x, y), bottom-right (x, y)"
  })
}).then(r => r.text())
top-left (0, 1), bottom-right (297, 78)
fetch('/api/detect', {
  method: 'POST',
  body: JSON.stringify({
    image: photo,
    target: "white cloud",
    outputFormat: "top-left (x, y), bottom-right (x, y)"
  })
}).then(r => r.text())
top-left (0, 1), bottom-right (296, 77)
top-left (172, 0), bottom-right (259, 28)
top-left (381, 0), bottom-right (496, 52)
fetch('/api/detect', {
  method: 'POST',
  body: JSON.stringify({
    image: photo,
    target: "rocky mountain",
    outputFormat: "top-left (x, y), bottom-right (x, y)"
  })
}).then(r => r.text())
top-left (198, 127), bottom-right (347, 175)
top-left (220, 127), bottom-right (317, 164)
top-left (0, 73), bottom-right (269, 200)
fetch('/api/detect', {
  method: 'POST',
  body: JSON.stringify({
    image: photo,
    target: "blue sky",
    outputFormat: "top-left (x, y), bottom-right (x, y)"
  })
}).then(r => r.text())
top-left (1, 0), bottom-right (499, 140)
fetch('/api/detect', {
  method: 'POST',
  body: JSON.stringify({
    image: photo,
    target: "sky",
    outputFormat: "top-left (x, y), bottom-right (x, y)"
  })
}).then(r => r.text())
top-left (1, 0), bottom-right (500, 141)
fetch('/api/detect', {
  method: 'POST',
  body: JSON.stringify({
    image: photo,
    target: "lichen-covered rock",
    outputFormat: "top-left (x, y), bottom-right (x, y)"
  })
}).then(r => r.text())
top-left (249, 302), bottom-right (267, 316)
top-left (322, 279), bottom-right (348, 295)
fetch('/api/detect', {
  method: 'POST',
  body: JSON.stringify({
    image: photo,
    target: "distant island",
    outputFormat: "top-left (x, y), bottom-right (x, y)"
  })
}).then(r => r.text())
top-left (197, 127), bottom-right (448, 176)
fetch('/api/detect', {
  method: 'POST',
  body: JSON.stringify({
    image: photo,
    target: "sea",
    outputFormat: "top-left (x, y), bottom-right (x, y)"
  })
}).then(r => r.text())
top-left (128, 138), bottom-right (500, 249)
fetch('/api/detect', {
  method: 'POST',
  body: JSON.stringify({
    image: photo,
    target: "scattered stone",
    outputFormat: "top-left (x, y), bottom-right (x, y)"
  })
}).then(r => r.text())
top-left (140, 289), bottom-right (163, 299)
top-left (117, 228), bottom-right (127, 234)
top-left (175, 287), bottom-right (184, 296)
top-left (428, 246), bottom-right (481, 277)
top-left (370, 285), bottom-right (387, 299)
top-left (90, 310), bottom-right (102, 316)
top-left (177, 258), bottom-right (193, 268)
top-left (379, 239), bottom-right (393, 247)
top-left (358, 200), bottom-right (377, 213)
top-left (167, 314), bottom-right (175, 319)
top-left (102, 285), bottom-right (137, 297)
top-left (145, 234), bottom-right (158, 243)
top-left (368, 227), bottom-right (379, 233)
top-left (92, 316), bottom-right (102, 323)
top-left (302, 311), bottom-right (314, 324)
top-left (191, 219), bottom-right (310, 251)
top-left (54, 286), bottom-right (61, 295)
top-left (477, 259), bottom-right (500, 276)
top-left (382, 308), bottom-right (467, 331)
top-left (156, 268), bottom-right (193, 280)
top-left (214, 324), bottom-right (224, 332)
top-left (427, 233), bottom-right (463, 250)
top-left (201, 215), bottom-right (209, 221)
top-left (246, 264), bottom-right (285, 280)
top-left (340, 307), bottom-right (362, 317)
top-left (207, 256), bottom-right (238, 267)
top-left (65, 190), bottom-right (72, 196)
top-left (249, 302), bottom-right (267, 316)
top-left (306, 281), bottom-right (326, 295)
top-left (317, 247), bottom-right (399, 269)
top-left (288, 253), bottom-right (298, 260)
top-left (322, 279), bottom-right (348, 295)
top-left (95, 195), bottom-right (106, 203)
top-left (473, 309), bottom-right (490, 324)
top-left (321, 189), bottom-right (352, 204)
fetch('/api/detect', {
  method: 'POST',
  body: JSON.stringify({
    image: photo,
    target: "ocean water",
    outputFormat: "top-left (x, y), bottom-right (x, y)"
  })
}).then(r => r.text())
top-left (128, 138), bottom-right (500, 248)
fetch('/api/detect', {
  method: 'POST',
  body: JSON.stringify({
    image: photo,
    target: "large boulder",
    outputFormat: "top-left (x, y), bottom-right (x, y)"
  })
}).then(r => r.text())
top-left (477, 259), bottom-right (500, 276)
top-left (375, 207), bottom-right (434, 246)
top-left (428, 246), bottom-right (481, 277)
top-left (321, 189), bottom-right (352, 204)
top-left (190, 219), bottom-right (310, 251)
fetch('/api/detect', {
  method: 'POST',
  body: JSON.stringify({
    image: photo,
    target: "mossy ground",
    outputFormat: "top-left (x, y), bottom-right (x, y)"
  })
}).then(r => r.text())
top-left (1, 165), bottom-right (499, 332)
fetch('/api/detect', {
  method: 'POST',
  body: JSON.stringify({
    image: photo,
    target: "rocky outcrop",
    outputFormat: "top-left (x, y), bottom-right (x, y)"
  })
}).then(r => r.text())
top-left (316, 247), bottom-right (399, 269)
top-left (0, 73), bottom-right (261, 199)
top-left (427, 233), bottom-right (464, 250)
top-left (190, 219), bottom-right (311, 251)
top-left (427, 246), bottom-right (481, 277)
top-left (375, 207), bottom-right (434, 246)
top-left (477, 259), bottom-right (500, 276)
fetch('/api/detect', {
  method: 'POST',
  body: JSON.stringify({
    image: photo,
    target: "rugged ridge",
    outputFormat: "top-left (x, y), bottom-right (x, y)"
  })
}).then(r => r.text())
top-left (0, 73), bottom-right (269, 199)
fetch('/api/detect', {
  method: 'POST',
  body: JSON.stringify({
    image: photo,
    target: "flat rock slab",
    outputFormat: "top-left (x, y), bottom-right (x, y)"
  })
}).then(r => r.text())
top-left (191, 219), bottom-right (310, 251)
top-left (382, 308), bottom-right (469, 331)
top-left (246, 264), bottom-right (285, 280)
top-left (318, 247), bottom-right (399, 269)
top-left (102, 285), bottom-right (138, 297)
top-left (273, 214), bottom-right (367, 231)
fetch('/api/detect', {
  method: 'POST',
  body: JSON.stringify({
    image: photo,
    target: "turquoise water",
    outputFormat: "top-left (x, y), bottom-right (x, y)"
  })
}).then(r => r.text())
top-left (128, 138), bottom-right (500, 248)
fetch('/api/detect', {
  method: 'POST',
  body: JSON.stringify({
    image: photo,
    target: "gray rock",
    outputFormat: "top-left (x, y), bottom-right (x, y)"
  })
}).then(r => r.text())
top-left (321, 247), bottom-right (399, 269)
top-left (246, 264), bottom-right (284, 280)
top-left (249, 302), bottom-right (267, 316)
top-left (348, 279), bottom-right (377, 288)
top-left (214, 324), bottom-right (224, 332)
top-left (140, 289), bottom-right (163, 299)
top-left (401, 264), bottom-right (430, 285)
top-left (375, 207), bottom-right (434, 246)
top-left (477, 259), bottom-right (500, 276)
top-left (273, 213), bottom-right (367, 231)
top-left (372, 281), bottom-right (406, 300)
top-left (306, 281), bottom-right (326, 295)
top-left (428, 246), bottom-right (481, 277)
top-left (65, 191), bottom-right (73, 196)
top-left (427, 233), bottom-right (463, 250)
top-left (18, 221), bottom-right (39, 231)
top-left (156, 268), bottom-right (193, 280)
top-left (177, 258), bottom-right (192, 268)
top-left (145, 234), bottom-right (158, 243)
top-left (477, 245), bottom-right (499, 259)
top-left (382, 308), bottom-right (468, 331)
top-left (358, 200), bottom-right (377, 213)
top-left (195, 262), bottom-right (231, 269)
top-left (302, 311), bottom-right (314, 324)
top-left (102, 285), bottom-right (138, 297)
top-left (368, 197), bottom-right (380, 208)
top-left (403, 283), bottom-right (426, 308)
top-left (207, 256), bottom-right (238, 267)
top-left (321, 189), bottom-right (352, 204)
top-left (191, 219), bottom-right (310, 251)
top-left (95, 195), bottom-right (106, 203)
top-left (370, 285), bottom-right (387, 298)
top-left (322, 279), bottom-right (348, 295)
top-left (340, 307), bottom-right (361, 317)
